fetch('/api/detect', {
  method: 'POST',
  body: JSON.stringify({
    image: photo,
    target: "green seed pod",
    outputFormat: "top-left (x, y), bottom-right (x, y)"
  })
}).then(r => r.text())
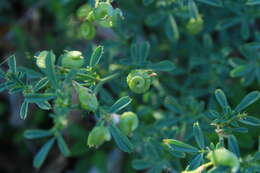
top-left (61, 50), bottom-right (84, 69)
top-left (94, 2), bottom-right (112, 20)
top-left (35, 51), bottom-right (56, 69)
top-left (75, 84), bottom-right (99, 112)
top-left (186, 17), bottom-right (204, 35)
top-left (79, 22), bottom-right (96, 40)
top-left (127, 70), bottom-right (153, 94)
top-left (87, 126), bottom-right (111, 148)
top-left (118, 112), bottom-right (139, 135)
top-left (77, 4), bottom-right (93, 21)
top-left (207, 148), bottom-right (239, 172)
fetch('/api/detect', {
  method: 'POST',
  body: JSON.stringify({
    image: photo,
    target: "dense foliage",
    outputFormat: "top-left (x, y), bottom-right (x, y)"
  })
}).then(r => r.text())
top-left (1, 0), bottom-right (260, 172)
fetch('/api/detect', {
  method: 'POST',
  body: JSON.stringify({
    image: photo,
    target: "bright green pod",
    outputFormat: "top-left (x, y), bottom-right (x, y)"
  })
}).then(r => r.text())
top-left (118, 112), bottom-right (139, 135)
top-left (186, 17), bottom-right (204, 35)
top-left (127, 70), bottom-right (152, 94)
top-left (207, 148), bottom-right (239, 172)
top-left (35, 51), bottom-right (56, 69)
top-left (75, 84), bottom-right (99, 112)
top-left (61, 50), bottom-right (84, 69)
top-left (87, 126), bottom-right (111, 148)
top-left (79, 22), bottom-right (96, 40)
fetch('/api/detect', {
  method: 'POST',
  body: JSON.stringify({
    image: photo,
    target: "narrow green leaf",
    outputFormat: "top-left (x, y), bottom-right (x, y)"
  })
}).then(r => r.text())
top-left (109, 124), bottom-right (133, 153)
top-left (193, 122), bottom-right (205, 149)
top-left (239, 116), bottom-right (260, 126)
top-left (188, 153), bottom-right (204, 170)
top-left (230, 65), bottom-right (249, 77)
top-left (57, 135), bottom-right (70, 156)
top-left (90, 46), bottom-right (103, 67)
top-left (36, 101), bottom-right (51, 110)
top-left (196, 0), bottom-right (223, 7)
top-left (24, 129), bottom-right (53, 139)
top-left (228, 135), bottom-right (240, 157)
top-left (130, 42), bottom-right (150, 64)
top-left (45, 51), bottom-right (59, 89)
top-left (109, 96), bottom-right (132, 113)
top-left (147, 60), bottom-right (175, 71)
top-left (20, 101), bottom-right (29, 120)
top-left (8, 55), bottom-right (16, 74)
top-left (246, 0), bottom-right (260, 5)
top-left (235, 91), bottom-right (260, 112)
top-left (188, 0), bottom-right (199, 18)
top-left (147, 162), bottom-right (165, 173)
top-left (167, 15), bottom-right (179, 41)
top-left (34, 77), bottom-right (49, 92)
top-left (25, 93), bottom-right (56, 103)
top-left (163, 139), bottom-right (199, 153)
top-left (215, 89), bottom-right (229, 109)
top-left (33, 138), bottom-right (55, 168)
top-left (132, 159), bottom-right (153, 170)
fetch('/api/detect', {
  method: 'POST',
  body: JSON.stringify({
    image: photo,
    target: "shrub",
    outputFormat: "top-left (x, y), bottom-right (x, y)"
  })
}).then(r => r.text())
top-left (1, 0), bottom-right (260, 172)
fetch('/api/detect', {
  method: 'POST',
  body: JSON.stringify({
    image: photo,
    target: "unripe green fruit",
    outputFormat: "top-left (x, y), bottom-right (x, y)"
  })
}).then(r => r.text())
top-left (118, 112), bottom-right (139, 135)
top-left (94, 2), bottom-right (112, 20)
top-left (87, 126), bottom-right (111, 148)
top-left (79, 22), bottom-right (96, 40)
top-left (61, 50), bottom-right (84, 69)
top-left (127, 70), bottom-right (152, 94)
top-left (186, 17), bottom-right (204, 35)
top-left (35, 51), bottom-right (56, 69)
top-left (75, 85), bottom-right (99, 112)
top-left (77, 4), bottom-right (93, 21)
top-left (207, 148), bottom-right (239, 172)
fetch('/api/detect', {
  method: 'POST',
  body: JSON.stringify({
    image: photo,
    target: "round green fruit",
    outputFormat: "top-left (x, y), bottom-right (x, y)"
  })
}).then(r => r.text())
top-left (79, 22), bottom-right (96, 40)
top-left (186, 17), bottom-right (204, 35)
top-left (75, 84), bottom-right (99, 112)
top-left (61, 50), bottom-right (84, 69)
top-left (127, 70), bottom-right (152, 94)
top-left (207, 148), bottom-right (239, 172)
top-left (87, 126), bottom-right (111, 148)
top-left (35, 51), bottom-right (56, 69)
top-left (118, 112), bottom-right (139, 135)
top-left (94, 2), bottom-right (112, 20)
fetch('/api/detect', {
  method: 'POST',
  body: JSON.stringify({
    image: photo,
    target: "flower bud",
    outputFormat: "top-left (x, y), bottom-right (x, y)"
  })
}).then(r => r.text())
top-left (207, 148), bottom-right (239, 172)
top-left (75, 84), bottom-right (99, 112)
top-left (35, 51), bottom-right (56, 69)
top-left (118, 112), bottom-right (139, 135)
top-left (87, 126), bottom-right (111, 148)
top-left (186, 17), bottom-right (204, 35)
top-left (127, 70), bottom-right (152, 94)
top-left (61, 50), bottom-right (84, 69)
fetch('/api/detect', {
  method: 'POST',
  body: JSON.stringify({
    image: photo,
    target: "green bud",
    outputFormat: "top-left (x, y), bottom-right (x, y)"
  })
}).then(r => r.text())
top-left (87, 126), bottom-right (111, 148)
top-left (127, 70), bottom-right (152, 94)
top-left (35, 51), bottom-right (56, 69)
top-left (79, 22), bottom-right (96, 40)
top-left (118, 112), bottom-right (139, 135)
top-left (186, 17), bottom-right (204, 35)
top-left (61, 50), bottom-right (84, 69)
top-left (207, 148), bottom-right (239, 172)
top-left (75, 84), bottom-right (99, 112)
